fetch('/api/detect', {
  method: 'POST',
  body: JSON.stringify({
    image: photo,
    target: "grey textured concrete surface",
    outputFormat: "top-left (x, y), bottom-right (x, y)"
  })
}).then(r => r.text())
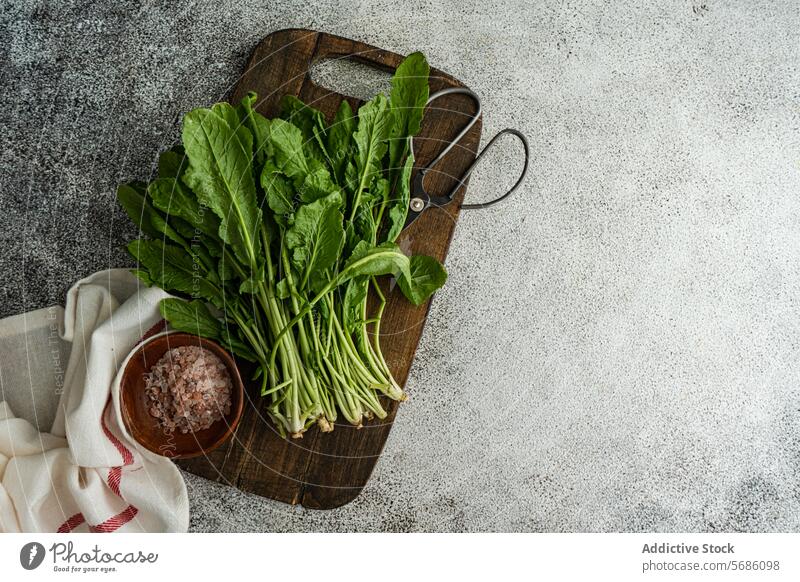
top-left (2, 0), bottom-right (800, 532)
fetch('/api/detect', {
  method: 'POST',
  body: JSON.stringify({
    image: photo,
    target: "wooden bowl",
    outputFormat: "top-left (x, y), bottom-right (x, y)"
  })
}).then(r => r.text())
top-left (120, 332), bottom-right (244, 459)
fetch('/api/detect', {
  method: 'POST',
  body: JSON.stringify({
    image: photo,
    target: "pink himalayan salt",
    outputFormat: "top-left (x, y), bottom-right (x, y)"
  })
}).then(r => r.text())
top-left (144, 345), bottom-right (232, 434)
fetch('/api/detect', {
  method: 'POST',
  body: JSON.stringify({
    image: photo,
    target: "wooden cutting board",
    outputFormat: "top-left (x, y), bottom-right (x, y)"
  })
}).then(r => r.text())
top-left (178, 28), bottom-right (482, 509)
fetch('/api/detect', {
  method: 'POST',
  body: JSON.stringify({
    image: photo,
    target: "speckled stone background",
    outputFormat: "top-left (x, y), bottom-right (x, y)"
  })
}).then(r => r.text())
top-left (2, 0), bottom-right (799, 532)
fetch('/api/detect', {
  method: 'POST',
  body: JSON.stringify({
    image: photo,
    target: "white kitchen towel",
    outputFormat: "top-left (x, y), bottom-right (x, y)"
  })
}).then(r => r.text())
top-left (0, 269), bottom-right (189, 532)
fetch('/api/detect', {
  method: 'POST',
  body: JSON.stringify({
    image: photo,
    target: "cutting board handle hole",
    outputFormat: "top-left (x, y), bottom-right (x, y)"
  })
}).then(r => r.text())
top-left (309, 56), bottom-right (393, 101)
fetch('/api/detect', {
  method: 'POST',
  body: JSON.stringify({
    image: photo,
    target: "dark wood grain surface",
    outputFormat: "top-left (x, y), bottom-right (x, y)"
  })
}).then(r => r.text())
top-left (178, 28), bottom-right (482, 509)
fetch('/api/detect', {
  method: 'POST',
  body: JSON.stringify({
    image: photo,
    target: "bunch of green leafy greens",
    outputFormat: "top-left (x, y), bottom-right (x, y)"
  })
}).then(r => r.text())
top-left (117, 53), bottom-right (446, 437)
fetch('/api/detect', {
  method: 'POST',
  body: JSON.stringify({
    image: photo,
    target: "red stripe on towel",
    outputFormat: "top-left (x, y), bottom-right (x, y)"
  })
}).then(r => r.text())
top-left (107, 466), bottom-right (122, 496)
top-left (57, 512), bottom-right (85, 533)
top-left (89, 505), bottom-right (139, 533)
top-left (101, 397), bottom-right (134, 466)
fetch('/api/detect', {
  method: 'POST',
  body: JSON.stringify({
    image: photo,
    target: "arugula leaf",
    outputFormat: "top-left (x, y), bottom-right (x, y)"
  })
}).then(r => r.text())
top-left (157, 147), bottom-right (187, 180)
top-left (342, 276), bottom-right (368, 333)
top-left (285, 193), bottom-right (345, 290)
top-left (238, 92), bottom-right (272, 166)
top-left (238, 266), bottom-right (265, 294)
top-left (397, 254), bottom-right (447, 306)
top-left (116, 182), bottom-right (158, 237)
top-left (343, 160), bottom-right (358, 193)
top-left (154, 148), bottom-right (222, 258)
top-left (211, 102), bottom-right (253, 157)
top-left (132, 268), bottom-right (154, 286)
top-left (280, 95), bottom-right (328, 163)
top-left (126, 239), bottom-right (219, 304)
top-left (147, 177), bottom-right (220, 238)
top-left (350, 94), bottom-right (391, 219)
top-left (345, 177), bottom-right (383, 253)
top-left (221, 333), bottom-right (259, 362)
top-left (117, 182), bottom-right (186, 248)
top-left (388, 52), bottom-right (429, 176)
top-left (168, 215), bottom-right (196, 241)
top-left (182, 106), bottom-right (262, 267)
top-left (217, 253), bottom-right (235, 281)
top-left (346, 204), bottom-right (377, 257)
top-left (383, 152), bottom-right (414, 243)
top-left (159, 298), bottom-right (257, 361)
top-left (327, 99), bottom-right (355, 184)
top-left (297, 159), bottom-right (340, 204)
top-left (269, 118), bottom-right (310, 179)
top-left (159, 297), bottom-right (222, 339)
top-left (342, 241), bottom-right (411, 282)
top-left (275, 278), bottom-right (291, 299)
top-left (260, 159), bottom-right (295, 217)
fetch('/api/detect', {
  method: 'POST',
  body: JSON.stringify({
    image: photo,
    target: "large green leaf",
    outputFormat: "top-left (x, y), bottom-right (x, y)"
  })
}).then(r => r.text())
top-left (388, 52), bottom-right (429, 176)
top-left (397, 254), bottom-right (447, 306)
top-left (260, 159), bottom-right (295, 217)
top-left (280, 95), bottom-right (328, 164)
top-left (341, 241), bottom-right (410, 282)
top-left (327, 99), bottom-right (355, 184)
top-left (285, 193), bottom-right (345, 289)
top-left (126, 239), bottom-right (219, 303)
top-left (345, 176), bottom-right (383, 252)
top-left (181, 105), bottom-right (262, 267)
top-left (117, 182), bottom-right (186, 248)
top-left (211, 102), bottom-right (253, 157)
top-left (147, 177), bottom-right (220, 238)
top-left (297, 159), bottom-right (340, 204)
top-left (159, 297), bottom-right (221, 339)
top-left (238, 92), bottom-right (272, 167)
top-left (269, 118), bottom-right (310, 179)
top-left (351, 94), bottom-right (391, 217)
top-left (342, 276), bottom-right (368, 333)
top-left (157, 147), bottom-right (186, 180)
top-left (383, 153), bottom-right (414, 243)
top-left (159, 298), bottom-right (257, 361)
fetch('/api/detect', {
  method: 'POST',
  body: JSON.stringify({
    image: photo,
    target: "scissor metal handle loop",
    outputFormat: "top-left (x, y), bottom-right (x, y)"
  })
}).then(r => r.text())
top-left (409, 88), bottom-right (529, 211)
top-left (459, 128), bottom-right (529, 210)
top-left (411, 87), bottom-right (482, 174)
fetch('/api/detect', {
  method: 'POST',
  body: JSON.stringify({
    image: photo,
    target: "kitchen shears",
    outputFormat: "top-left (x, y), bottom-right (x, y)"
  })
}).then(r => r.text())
top-left (403, 87), bottom-right (530, 230)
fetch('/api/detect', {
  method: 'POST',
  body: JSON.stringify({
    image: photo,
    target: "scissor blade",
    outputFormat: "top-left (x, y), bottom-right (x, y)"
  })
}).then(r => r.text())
top-left (402, 211), bottom-right (421, 231)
